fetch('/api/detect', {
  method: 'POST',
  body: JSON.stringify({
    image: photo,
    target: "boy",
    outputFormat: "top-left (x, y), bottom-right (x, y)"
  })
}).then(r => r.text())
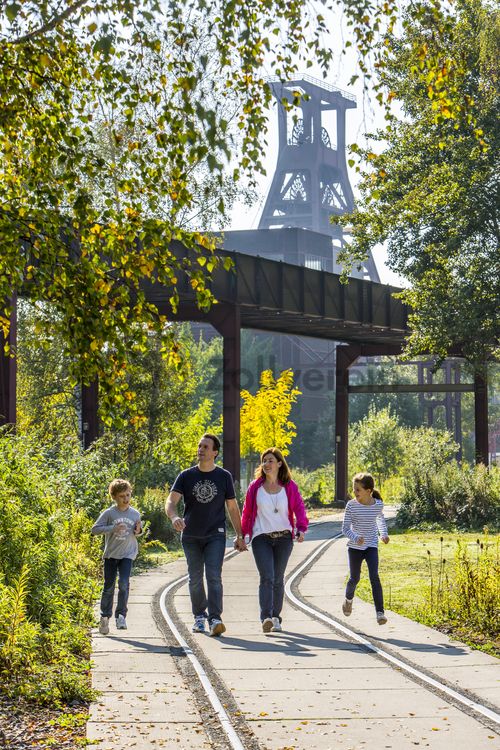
top-left (91, 479), bottom-right (142, 634)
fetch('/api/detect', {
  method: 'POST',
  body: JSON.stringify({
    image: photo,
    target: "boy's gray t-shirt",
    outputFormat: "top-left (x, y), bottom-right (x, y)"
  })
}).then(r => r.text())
top-left (91, 505), bottom-right (141, 560)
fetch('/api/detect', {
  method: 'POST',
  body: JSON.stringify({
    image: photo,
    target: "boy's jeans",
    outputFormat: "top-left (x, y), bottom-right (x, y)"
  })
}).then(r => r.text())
top-left (251, 532), bottom-right (293, 622)
top-left (100, 557), bottom-right (133, 618)
top-left (182, 534), bottom-right (226, 623)
top-left (345, 546), bottom-right (384, 612)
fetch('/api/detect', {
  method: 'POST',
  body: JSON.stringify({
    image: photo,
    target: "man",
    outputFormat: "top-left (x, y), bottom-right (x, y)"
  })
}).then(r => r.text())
top-left (165, 433), bottom-right (246, 636)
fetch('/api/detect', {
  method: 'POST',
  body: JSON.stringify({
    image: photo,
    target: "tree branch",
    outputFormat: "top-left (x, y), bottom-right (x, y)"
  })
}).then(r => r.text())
top-left (9, 0), bottom-right (88, 44)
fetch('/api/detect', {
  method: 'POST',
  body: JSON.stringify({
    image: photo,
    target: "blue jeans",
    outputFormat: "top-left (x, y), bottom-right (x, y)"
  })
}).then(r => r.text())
top-left (346, 546), bottom-right (384, 613)
top-left (251, 533), bottom-right (293, 622)
top-left (182, 534), bottom-right (226, 623)
top-left (100, 557), bottom-right (133, 618)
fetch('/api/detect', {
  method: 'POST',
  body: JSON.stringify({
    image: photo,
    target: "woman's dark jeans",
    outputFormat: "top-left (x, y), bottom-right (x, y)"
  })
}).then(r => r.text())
top-left (100, 557), bottom-right (133, 618)
top-left (251, 533), bottom-right (293, 622)
top-left (182, 534), bottom-right (226, 623)
top-left (345, 546), bottom-right (384, 613)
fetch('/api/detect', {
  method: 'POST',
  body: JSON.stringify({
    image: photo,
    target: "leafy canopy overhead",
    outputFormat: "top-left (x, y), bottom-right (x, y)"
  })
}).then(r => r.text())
top-left (338, 0), bottom-right (499, 368)
top-left (1, 0), bottom-right (476, 422)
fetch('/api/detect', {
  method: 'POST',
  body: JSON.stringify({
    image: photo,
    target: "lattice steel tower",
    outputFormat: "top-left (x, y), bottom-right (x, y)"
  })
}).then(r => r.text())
top-left (258, 76), bottom-right (378, 280)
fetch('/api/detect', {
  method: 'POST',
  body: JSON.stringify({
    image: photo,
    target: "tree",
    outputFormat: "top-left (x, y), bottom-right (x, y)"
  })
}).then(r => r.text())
top-left (338, 0), bottom-right (500, 368)
top-left (349, 406), bottom-right (404, 486)
top-left (240, 369), bottom-right (301, 467)
top-left (0, 0), bottom-right (476, 423)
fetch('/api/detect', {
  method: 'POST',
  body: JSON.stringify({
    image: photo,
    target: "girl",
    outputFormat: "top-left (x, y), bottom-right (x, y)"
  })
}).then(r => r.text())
top-left (241, 447), bottom-right (308, 633)
top-left (341, 472), bottom-right (389, 625)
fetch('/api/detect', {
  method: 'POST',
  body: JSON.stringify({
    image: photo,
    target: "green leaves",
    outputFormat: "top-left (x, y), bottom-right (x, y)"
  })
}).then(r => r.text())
top-left (3, 0), bottom-right (490, 427)
top-left (337, 0), bottom-right (499, 369)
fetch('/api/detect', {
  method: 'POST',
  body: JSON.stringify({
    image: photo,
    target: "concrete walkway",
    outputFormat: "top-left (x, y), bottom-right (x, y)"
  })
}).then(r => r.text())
top-left (88, 521), bottom-right (499, 750)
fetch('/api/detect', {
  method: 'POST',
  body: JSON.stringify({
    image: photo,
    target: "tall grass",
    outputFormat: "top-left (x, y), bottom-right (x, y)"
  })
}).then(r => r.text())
top-left (426, 535), bottom-right (499, 642)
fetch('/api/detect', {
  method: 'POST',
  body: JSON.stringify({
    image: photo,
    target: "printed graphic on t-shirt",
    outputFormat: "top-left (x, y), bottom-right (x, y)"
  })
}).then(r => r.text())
top-left (193, 479), bottom-right (218, 504)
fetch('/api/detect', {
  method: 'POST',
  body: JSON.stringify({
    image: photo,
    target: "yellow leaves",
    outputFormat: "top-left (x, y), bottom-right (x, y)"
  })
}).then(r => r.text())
top-left (240, 369), bottom-right (301, 458)
top-left (39, 54), bottom-right (52, 69)
top-left (90, 340), bottom-right (99, 352)
top-left (90, 224), bottom-right (102, 235)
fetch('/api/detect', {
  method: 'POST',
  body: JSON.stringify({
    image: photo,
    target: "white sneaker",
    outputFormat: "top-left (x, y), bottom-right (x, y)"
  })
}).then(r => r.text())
top-left (342, 598), bottom-right (353, 616)
top-left (192, 616), bottom-right (207, 633)
top-left (116, 614), bottom-right (127, 629)
top-left (209, 619), bottom-right (226, 637)
top-left (262, 617), bottom-right (273, 633)
top-left (377, 612), bottom-right (387, 625)
top-left (99, 616), bottom-right (109, 635)
top-left (271, 617), bottom-right (282, 632)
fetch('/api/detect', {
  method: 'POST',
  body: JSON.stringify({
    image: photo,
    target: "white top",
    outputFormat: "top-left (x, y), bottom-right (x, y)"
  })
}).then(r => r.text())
top-left (342, 498), bottom-right (388, 550)
top-left (252, 486), bottom-right (292, 537)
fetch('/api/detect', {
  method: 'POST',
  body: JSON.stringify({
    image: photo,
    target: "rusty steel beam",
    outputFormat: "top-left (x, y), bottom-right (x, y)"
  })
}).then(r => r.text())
top-left (209, 304), bottom-right (241, 484)
top-left (474, 371), bottom-right (489, 465)
top-left (334, 345), bottom-right (361, 504)
top-left (0, 295), bottom-right (17, 427)
top-left (82, 380), bottom-right (99, 449)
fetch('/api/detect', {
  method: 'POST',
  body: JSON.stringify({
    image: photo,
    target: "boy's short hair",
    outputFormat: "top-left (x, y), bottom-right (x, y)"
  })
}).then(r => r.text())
top-left (109, 479), bottom-right (132, 498)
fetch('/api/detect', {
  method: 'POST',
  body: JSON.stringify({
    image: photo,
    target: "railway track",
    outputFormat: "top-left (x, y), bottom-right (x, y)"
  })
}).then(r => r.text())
top-left (156, 524), bottom-right (500, 750)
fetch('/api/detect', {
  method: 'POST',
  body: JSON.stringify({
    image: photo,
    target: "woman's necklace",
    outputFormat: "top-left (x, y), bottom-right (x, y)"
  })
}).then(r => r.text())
top-left (264, 481), bottom-right (280, 513)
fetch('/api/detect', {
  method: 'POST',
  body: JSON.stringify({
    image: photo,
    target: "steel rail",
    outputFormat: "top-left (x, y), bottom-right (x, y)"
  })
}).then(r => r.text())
top-left (285, 533), bottom-right (500, 726)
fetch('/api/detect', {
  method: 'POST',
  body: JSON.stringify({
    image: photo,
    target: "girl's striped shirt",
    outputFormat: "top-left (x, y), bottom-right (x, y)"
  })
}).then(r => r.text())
top-left (342, 499), bottom-right (388, 550)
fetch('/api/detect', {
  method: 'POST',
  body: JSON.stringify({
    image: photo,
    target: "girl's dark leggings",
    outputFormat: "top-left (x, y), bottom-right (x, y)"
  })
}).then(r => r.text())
top-left (345, 546), bottom-right (384, 613)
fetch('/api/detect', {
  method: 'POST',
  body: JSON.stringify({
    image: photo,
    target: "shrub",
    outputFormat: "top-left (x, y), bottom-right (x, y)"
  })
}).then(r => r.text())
top-left (0, 434), bottom-right (106, 705)
top-left (292, 464), bottom-right (335, 506)
top-left (137, 487), bottom-right (179, 545)
top-left (397, 462), bottom-right (500, 529)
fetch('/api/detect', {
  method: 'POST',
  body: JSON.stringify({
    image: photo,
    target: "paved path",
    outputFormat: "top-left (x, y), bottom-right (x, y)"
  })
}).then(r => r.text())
top-left (88, 520), bottom-right (499, 750)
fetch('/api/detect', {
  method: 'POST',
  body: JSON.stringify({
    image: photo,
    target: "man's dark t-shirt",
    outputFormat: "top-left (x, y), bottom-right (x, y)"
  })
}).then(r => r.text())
top-left (171, 466), bottom-right (235, 538)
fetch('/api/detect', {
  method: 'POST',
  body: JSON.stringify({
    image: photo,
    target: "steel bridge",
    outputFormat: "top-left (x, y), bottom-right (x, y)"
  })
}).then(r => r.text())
top-left (0, 245), bottom-right (489, 500)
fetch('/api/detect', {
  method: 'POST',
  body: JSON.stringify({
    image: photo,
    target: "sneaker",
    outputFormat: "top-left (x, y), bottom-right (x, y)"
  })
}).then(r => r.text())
top-left (98, 616), bottom-right (109, 635)
top-left (271, 617), bottom-right (282, 632)
top-left (209, 619), bottom-right (226, 637)
top-left (342, 598), bottom-right (353, 616)
top-left (262, 617), bottom-right (273, 633)
top-left (116, 614), bottom-right (127, 629)
top-left (192, 616), bottom-right (207, 633)
top-left (377, 612), bottom-right (387, 625)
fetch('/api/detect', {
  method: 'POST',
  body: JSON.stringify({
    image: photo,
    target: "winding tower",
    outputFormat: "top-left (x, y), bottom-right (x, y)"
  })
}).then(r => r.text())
top-left (258, 75), bottom-right (378, 281)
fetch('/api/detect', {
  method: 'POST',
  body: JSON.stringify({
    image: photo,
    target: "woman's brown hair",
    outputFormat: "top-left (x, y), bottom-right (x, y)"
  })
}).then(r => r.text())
top-left (352, 472), bottom-right (382, 500)
top-left (254, 447), bottom-right (292, 484)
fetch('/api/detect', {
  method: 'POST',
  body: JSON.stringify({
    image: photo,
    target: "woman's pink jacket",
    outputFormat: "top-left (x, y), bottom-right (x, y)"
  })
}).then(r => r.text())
top-left (241, 477), bottom-right (309, 540)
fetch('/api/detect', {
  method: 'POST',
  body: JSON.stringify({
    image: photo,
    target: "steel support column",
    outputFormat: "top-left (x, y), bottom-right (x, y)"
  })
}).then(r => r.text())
top-left (335, 345), bottom-right (360, 503)
top-left (82, 380), bottom-right (99, 449)
top-left (210, 304), bottom-right (241, 483)
top-left (0, 295), bottom-right (17, 427)
top-left (474, 370), bottom-right (489, 465)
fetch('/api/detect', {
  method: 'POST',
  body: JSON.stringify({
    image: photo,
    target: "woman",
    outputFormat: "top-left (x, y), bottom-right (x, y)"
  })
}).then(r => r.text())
top-left (241, 447), bottom-right (308, 633)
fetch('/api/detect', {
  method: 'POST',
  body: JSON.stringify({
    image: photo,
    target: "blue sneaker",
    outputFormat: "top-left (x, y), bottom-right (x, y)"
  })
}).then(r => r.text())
top-left (192, 615), bottom-right (207, 633)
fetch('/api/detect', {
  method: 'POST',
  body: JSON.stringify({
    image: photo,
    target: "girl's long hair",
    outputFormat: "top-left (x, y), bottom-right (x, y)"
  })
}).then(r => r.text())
top-left (254, 447), bottom-right (292, 484)
top-left (352, 472), bottom-right (382, 500)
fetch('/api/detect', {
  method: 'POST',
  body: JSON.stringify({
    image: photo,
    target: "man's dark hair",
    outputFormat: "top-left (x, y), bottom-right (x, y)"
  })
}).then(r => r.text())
top-left (202, 433), bottom-right (220, 456)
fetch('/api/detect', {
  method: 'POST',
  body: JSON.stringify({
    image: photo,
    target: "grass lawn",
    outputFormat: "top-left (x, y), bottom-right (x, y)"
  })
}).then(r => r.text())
top-left (354, 528), bottom-right (499, 656)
